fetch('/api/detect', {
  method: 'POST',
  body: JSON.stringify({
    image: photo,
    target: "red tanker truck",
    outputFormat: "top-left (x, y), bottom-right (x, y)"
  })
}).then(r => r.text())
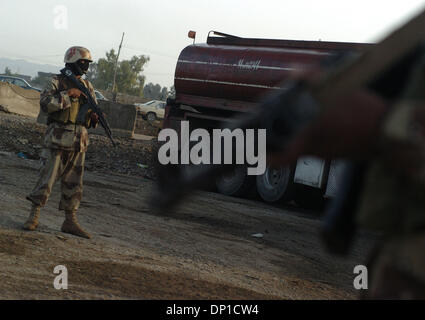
top-left (163, 31), bottom-right (371, 205)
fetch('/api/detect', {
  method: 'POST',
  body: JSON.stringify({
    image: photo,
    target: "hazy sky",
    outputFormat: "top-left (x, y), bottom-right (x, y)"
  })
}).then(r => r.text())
top-left (1, 0), bottom-right (424, 88)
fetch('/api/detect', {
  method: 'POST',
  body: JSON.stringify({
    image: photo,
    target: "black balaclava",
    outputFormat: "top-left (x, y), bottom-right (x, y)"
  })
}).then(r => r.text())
top-left (65, 59), bottom-right (89, 76)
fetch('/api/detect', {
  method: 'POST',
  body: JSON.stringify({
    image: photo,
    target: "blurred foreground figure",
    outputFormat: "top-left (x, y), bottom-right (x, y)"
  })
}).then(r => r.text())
top-left (358, 54), bottom-right (425, 299)
top-left (272, 50), bottom-right (425, 299)
top-left (148, 10), bottom-right (424, 298)
top-left (24, 46), bottom-right (99, 239)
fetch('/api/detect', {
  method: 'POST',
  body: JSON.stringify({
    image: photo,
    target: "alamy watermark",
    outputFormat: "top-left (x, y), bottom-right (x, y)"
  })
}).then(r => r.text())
top-left (353, 265), bottom-right (368, 290)
top-left (158, 121), bottom-right (267, 175)
top-left (53, 265), bottom-right (68, 290)
top-left (53, 5), bottom-right (68, 30)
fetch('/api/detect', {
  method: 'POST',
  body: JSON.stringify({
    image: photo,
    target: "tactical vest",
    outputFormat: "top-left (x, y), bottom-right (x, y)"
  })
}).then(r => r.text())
top-left (48, 76), bottom-right (91, 126)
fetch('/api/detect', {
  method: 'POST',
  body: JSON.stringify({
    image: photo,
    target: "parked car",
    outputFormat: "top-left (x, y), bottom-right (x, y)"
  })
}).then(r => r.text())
top-left (94, 90), bottom-right (108, 101)
top-left (0, 75), bottom-right (42, 92)
top-left (135, 100), bottom-right (165, 121)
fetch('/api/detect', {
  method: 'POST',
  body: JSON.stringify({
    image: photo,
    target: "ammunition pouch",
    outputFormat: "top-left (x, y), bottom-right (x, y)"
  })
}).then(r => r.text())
top-left (47, 103), bottom-right (92, 128)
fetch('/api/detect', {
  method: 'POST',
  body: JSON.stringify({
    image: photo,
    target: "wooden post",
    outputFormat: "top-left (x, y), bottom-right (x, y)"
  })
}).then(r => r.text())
top-left (112, 32), bottom-right (125, 102)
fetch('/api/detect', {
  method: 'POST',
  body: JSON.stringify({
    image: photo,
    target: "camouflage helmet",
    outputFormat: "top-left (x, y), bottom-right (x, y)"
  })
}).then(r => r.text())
top-left (64, 46), bottom-right (93, 64)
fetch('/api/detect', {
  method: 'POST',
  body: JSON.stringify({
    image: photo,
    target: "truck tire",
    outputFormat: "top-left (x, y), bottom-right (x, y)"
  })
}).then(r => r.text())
top-left (256, 166), bottom-right (294, 203)
top-left (215, 165), bottom-right (255, 197)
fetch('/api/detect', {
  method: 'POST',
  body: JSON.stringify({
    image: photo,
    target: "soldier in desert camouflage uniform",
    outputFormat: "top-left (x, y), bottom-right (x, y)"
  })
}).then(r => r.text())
top-left (24, 46), bottom-right (99, 239)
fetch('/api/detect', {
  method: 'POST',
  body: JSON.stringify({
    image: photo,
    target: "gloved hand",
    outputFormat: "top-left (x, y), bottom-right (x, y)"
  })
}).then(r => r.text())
top-left (67, 88), bottom-right (87, 99)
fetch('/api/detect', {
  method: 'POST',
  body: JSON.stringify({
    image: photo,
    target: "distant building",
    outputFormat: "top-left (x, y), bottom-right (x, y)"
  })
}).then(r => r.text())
top-left (36, 71), bottom-right (56, 78)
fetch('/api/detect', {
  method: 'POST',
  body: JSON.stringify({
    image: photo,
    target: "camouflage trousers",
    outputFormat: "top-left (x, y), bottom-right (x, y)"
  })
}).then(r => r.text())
top-left (26, 149), bottom-right (85, 211)
top-left (365, 232), bottom-right (425, 299)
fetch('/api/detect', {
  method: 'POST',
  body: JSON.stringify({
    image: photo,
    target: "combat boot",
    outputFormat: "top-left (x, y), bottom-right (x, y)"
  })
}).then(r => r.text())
top-left (23, 204), bottom-right (41, 231)
top-left (61, 209), bottom-right (91, 239)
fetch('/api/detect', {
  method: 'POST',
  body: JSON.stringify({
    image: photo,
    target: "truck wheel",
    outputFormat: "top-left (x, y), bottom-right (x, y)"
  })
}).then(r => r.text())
top-left (256, 166), bottom-right (294, 203)
top-left (215, 165), bottom-right (255, 197)
top-left (147, 112), bottom-right (156, 122)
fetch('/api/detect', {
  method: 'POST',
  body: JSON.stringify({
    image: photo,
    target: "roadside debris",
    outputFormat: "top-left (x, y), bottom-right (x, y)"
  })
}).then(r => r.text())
top-left (251, 233), bottom-right (264, 238)
top-left (17, 152), bottom-right (28, 159)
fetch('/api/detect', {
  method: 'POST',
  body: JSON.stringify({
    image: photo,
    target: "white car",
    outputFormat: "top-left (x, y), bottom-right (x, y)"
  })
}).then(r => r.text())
top-left (0, 75), bottom-right (41, 92)
top-left (94, 90), bottom-right (108, 101)
top-left (134, 100), bottom-right (165, 121)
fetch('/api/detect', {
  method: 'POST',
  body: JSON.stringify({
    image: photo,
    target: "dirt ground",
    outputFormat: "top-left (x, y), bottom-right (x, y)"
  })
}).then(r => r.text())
top-left (0, 112), bottom-right (376, 300)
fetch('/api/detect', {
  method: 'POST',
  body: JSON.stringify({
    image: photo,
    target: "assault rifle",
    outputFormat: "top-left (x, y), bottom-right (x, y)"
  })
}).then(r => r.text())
top-left (60, 68), bottom-right (116, 147)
